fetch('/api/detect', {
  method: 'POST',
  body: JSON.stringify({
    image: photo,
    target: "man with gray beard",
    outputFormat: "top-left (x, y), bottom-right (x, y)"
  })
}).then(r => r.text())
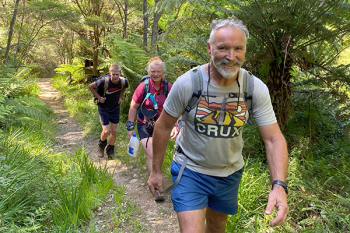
top-left (148, 17), bottom-right (289, 233)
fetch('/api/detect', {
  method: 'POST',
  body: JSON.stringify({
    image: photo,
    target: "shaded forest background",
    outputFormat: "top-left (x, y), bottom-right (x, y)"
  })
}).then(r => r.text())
top-left (1, 0), bottom-right (350, 232)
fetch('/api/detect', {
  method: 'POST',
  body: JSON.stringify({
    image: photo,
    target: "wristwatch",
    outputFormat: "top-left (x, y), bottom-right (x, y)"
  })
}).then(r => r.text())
top-left (271, 180), bottom-right (288, 194)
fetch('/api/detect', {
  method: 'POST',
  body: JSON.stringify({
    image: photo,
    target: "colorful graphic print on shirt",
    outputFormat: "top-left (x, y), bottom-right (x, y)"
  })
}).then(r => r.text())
top-left (194, 95), bottom-right (247, 138)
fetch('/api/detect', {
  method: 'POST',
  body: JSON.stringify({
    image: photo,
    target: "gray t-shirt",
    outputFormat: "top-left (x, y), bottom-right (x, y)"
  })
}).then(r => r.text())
top-left (163, 65), bottom-right (277, 177)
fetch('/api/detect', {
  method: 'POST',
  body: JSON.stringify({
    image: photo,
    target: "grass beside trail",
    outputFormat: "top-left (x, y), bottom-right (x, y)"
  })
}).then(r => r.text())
top-left (0, 76), bottom-right (142, 232)
top-left (52, 74), bottom-right (350, 233)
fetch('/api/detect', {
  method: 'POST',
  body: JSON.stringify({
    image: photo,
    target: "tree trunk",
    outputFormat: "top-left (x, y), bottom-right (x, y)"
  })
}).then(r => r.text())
top-left (267, 57), bottom-right (293, 131)
top-left (114, 0), bottom-right (128, 39)
top-left (143, 0), bottom-right (148, 52)
top-left (123, 0), bottom-right (127, 39)
top-left (92, 25), bottom-right (100, 77)
top-left (14, 0), bottom-right (25, 68)
top-left (150, 0), bottom-right (162, 56)
top-left (70, 29), bottom-right (74, 64)
top-left (4, 0), bottom-right (20, 64)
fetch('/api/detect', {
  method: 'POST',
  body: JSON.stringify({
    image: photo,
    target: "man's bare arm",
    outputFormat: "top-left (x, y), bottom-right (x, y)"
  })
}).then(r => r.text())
top-left (258, 123), bottom-right (289, 227)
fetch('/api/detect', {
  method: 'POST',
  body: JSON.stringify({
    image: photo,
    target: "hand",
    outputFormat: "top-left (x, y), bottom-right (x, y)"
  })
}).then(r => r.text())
top-left (147, 172), bottom-right (164, 198)
top-left (170, 126), bottom-right (179, 139)
top-left (118, 98), bottom-right (122, 104)
top-left (99, 97), bottom-right (106, 103)
top-left (265, 185), bottom-right (289, 226)
top-left (127, 130), bottom-right (135, 140)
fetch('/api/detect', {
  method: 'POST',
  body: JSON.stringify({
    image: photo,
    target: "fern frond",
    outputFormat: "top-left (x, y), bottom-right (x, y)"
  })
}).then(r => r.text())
top-left (13, 105), bottom-right (47, 121)
top-left (0, 105), bottom-right (14, 119)
top-left (16, 96), bottom-right (46, 108)
top-left (103, 34), bottom-right (149, 75)
top-left (4, 98), bottom-right (47, 121)
top-left (120, 65), bottom-right (143, 91)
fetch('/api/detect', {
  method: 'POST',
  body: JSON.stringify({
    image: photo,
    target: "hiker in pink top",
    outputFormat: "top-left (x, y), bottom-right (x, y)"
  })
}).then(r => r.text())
top-left (127, 56), bottom-right (176, 174)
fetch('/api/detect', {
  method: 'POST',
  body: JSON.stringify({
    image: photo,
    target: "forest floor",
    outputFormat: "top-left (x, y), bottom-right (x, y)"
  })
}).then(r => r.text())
top-left (37, 78), bottom-right (179, 233)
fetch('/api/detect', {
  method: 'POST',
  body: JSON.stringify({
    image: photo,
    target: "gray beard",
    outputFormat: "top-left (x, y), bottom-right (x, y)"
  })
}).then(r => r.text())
top-left (211, 55), bottom-right (242, 79)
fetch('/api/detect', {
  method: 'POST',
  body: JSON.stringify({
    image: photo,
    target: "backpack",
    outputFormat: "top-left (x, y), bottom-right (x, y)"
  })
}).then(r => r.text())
top-left (138, 76), bottom-right (169, 147)
top-left (137, 75), bottom-right (169, 120)
top-left (179, 66), bottom-right (255, 128)
top-left (141, 75), bottom-right (169, 99)
top-left (93, 74), bottom-right (126, 104)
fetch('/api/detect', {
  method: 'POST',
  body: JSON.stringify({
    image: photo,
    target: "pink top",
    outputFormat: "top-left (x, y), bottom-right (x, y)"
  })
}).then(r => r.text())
top-left (132, 78), bottom-right (173, 124)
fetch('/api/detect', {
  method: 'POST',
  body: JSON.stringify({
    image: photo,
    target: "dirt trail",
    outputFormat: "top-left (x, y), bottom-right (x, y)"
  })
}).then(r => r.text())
top-left (37, 78), bottom-right (179, 233)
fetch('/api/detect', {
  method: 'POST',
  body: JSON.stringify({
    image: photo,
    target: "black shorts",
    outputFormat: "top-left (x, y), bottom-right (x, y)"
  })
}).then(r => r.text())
top-left (137, 123), bottom-right (149, 140)
top-left (99, 108), bottom-right (120, 126)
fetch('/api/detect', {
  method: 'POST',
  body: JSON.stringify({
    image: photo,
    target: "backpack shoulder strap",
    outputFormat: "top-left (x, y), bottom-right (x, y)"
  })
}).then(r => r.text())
top-left (143, 77), bottom-right (150, 100)
top-left (243, 70), bottom-right (255, 125)
top-left (103, 75), bottom-right (109, 97)
top-left (119, 76), bottom-right (125, 89)
top-left (181, 66), bottom-right (203, 122)
top-left (163, 79), bottom-right (168, 97)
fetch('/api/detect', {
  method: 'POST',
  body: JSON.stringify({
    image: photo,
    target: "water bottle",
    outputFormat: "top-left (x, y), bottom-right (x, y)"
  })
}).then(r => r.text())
top-left (127, 134), bottom-right (139, 157)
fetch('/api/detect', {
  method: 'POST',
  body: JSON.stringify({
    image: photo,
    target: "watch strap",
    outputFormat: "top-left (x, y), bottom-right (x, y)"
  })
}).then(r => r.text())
top-left (271, 180), bottom-right (288, 194)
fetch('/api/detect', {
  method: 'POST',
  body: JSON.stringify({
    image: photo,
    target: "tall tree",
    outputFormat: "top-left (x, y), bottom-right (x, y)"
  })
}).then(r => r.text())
top-left (14, 0), bottom-right (25, 68)
top-left (150, 0), bottom-right (163, 55)
top-left (17, 0), bottom-right (74, 65)
top-left (114, 0), bottom-right (128, 39)
top-left (4, 0), bottom-right (20, 64)
top-left (70, 0), bottom-right (119, 76)
top-left (143, 0), bottom-right (148, 52)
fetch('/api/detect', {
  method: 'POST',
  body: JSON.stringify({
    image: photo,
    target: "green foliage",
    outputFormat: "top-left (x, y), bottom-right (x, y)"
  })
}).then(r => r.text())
top-left (103, 34), bottom-right (149, 75)
top-left (54, 58), bottom-right (85, 83)
top-left (0, 65), bottom-right (26, 98)
top-left (287, 145), bottom-right (350, 232)
top-left (287, 87), bottom-right (349, 149)
top-left (0, 64), bottom-right (52, 134)
top-left (242, 123), bottom-right (266, 159)
top-left (0, 129), bottom-right (54, 231)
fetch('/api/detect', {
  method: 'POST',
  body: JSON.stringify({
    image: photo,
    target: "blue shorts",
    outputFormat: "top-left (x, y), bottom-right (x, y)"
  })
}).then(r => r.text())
top-left (170, 161), bottom-right (244, 215)
top-left (99, 108), bottom-right (120, 126)
top-left (137, 123), bottom-right (149, 140)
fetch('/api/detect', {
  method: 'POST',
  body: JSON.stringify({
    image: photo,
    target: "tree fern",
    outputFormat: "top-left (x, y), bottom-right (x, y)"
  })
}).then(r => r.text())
top-left (103, 34), bottom-right (149, 75)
